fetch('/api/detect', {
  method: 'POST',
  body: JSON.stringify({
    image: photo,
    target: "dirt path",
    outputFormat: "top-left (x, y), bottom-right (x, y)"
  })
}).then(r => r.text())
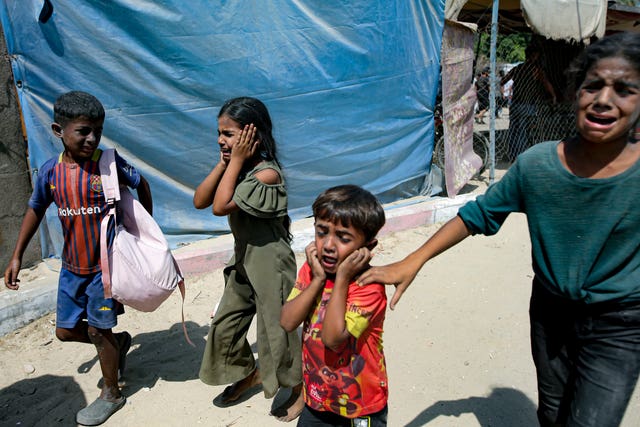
top-left (2, 211), bottom-right (639, 426)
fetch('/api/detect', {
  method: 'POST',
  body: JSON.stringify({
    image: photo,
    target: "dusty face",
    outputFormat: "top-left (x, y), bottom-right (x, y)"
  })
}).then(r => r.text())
top-left (313, 218), bottom-right (367, 276)
top-left (576, 56), bottom-right (640, 146)
top-left (52, 117), bottom-right (103, 162)
top-left (217, 114), bottom-right (243, 163)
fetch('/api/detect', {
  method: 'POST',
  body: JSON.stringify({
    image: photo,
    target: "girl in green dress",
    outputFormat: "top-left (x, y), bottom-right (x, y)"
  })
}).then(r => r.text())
top-left (194, 97), bottom-right (303, 421)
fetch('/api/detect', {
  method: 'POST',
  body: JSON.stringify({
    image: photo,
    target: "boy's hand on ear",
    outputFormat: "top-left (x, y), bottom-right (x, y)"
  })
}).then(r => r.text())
top-left (305, 242), bottom-right (326, 281)
top-left (231, 123), bottom-right (259, 162)
top-left (337, 247), bottom-right (372, 282)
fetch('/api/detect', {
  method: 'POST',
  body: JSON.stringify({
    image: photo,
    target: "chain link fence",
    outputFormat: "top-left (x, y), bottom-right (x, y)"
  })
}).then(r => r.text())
top-left (472, 33), bottom-right (584, 163)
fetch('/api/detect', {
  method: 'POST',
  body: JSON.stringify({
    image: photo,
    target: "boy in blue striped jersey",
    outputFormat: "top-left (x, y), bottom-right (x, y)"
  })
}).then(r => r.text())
top-left (4, 91), bottom-right (152, 426)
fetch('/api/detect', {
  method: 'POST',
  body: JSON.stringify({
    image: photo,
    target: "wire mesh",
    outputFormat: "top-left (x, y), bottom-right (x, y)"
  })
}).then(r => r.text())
top-left (470, 32), bottom-right (583, 163)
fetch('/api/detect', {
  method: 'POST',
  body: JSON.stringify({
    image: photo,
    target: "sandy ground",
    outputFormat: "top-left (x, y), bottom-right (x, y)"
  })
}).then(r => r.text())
top-left (2, 177), bottom-right (640, 426)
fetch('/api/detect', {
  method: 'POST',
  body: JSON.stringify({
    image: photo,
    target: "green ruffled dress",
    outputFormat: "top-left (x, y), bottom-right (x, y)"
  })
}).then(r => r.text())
top-left (199, 160), bottom-right (302, 398)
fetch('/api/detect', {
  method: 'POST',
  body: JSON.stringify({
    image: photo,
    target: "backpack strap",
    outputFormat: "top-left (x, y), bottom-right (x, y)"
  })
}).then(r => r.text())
top-left (177, 278), bottom-right (194, 346)
top-left (99, 148), bottom-right (119, 299)
top-left (98, 149), bottom-right (193, 347)
top-left (99, 148), bottom-right (121, 203)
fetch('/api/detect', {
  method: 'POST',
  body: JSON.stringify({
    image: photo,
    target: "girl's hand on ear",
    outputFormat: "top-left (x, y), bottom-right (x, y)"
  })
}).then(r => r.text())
top-left (231, 123), bottom-right (259, 162)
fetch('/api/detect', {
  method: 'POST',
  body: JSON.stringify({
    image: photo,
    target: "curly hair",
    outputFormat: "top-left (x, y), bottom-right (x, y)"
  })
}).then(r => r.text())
top-left (53, 91), bottom-right (105, 126)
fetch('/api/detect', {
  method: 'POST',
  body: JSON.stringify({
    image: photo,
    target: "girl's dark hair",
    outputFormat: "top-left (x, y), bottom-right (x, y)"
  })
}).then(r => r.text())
top-left (54, 91), bottom-right (105, 126)
top-left (312, 185), bottom-right (386, 243)
top-left (219, 97), bottom-right (292, 239)
top-left (566, 32), bottom-right (640, 95)
top-left (218, 96), bottom-right (282, 168)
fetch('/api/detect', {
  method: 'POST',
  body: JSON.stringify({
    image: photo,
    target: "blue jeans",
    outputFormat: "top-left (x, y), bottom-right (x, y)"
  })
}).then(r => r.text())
top-left (529, 280), bottom-right (640, 426)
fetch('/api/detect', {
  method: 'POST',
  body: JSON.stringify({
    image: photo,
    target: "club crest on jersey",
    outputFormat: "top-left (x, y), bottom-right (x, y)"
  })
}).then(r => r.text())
top-left (90, 175), bottom-right (102, 193)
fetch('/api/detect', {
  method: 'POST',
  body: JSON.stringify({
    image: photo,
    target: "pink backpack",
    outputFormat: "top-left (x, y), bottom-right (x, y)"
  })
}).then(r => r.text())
top-left (99, 149), bottom-right (192, 343)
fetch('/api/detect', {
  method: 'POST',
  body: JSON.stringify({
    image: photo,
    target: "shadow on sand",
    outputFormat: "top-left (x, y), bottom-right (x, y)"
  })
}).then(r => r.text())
top-left (78, 321), bottom-right (210, 395)
top-left (1, 321), bottom-right (267, 425)
top-left (77, 321), bottom-right (268, 398)
top-left (0, 374), bottom-right (87, 426)
top-left (404, 387), bottom-right (537, 426)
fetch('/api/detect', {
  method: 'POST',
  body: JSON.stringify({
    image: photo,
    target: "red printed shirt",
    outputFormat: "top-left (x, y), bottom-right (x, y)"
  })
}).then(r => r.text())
top-left (287, 262), bottom-right (388, 418)
top-left (29, 149), bottom-right (140, 274)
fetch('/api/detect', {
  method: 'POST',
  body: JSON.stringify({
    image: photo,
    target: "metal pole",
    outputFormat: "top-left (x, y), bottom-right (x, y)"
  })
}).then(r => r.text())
top-left (488, 0), bottom-right (499, 184)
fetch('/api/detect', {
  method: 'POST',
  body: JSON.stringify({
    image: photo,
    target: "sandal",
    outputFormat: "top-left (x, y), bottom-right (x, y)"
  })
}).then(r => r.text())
top-left (76, 396), bottom-right (126, 426)
top-left (270, 385), bottom-right (304, 422)
top-left (213, 369), bottom-right (262, 407)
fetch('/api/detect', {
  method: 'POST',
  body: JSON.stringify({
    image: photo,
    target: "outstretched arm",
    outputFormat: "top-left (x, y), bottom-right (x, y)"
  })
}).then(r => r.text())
top-left (4, 207), bottom-right (46, 290)
top-left (357, 216), bottom-right (471, 310)
top-left (136, 175), bottom-right (153, 215)
top-left (280, 243), bottom-right (326, 332)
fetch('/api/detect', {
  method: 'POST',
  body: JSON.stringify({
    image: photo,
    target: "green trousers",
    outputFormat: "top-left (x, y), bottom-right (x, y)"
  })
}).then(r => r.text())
top-left (199, 264), bottom-right (302, 398)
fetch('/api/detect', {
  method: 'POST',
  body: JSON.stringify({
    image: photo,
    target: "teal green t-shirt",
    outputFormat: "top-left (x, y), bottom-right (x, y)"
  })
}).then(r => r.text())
top-left (458, 141), bottom-right (640, 304)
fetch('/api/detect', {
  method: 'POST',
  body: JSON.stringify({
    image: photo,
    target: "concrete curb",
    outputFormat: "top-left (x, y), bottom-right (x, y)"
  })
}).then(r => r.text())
top-left (0, 278), bottom-right (58, 336)
top-left (173, 193), bottom-right (476, 276)
top-left (0, 193), bottom-right (477, 337)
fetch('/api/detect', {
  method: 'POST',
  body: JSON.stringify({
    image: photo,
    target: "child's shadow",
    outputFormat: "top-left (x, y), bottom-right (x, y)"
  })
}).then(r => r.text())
top-left (0, 374), bottom-right (86, 426)
top-left (404, 387), bottom-right (537, 426)
top-left (78, 321), bottom-right (210, 395)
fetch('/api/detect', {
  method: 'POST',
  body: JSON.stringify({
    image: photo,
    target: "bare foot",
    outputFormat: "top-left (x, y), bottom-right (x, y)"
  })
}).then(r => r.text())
top-left (271, 383), bottom-right (304, 422)
top-left (220, 369), bottom-right (262, 405)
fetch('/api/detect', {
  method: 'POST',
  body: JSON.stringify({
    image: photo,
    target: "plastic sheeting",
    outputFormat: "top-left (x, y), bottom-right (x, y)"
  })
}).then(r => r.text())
top-left (521, 0), bottom-right (606, 42)
top-left (0, 1), bottom-right (445, 257)
top-left (440, 20), bottom-right (481, 196)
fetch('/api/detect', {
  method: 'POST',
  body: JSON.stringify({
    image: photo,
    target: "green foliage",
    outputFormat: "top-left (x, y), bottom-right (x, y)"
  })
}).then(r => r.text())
top-left (477, 33), bottom-right (530, 64)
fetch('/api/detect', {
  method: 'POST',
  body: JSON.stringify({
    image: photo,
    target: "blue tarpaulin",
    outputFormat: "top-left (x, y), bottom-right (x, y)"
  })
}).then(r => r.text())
top-left (0, 1), bottom-right (445, 257)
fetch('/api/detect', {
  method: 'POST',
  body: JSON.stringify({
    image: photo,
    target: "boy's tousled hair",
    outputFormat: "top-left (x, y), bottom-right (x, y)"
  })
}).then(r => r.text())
top-left (566, 31), bottom-right (640, 96)
top-left (312, 185), bottom-right (385, 242)
top-left (53, 91), bottom-right (105, 127)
